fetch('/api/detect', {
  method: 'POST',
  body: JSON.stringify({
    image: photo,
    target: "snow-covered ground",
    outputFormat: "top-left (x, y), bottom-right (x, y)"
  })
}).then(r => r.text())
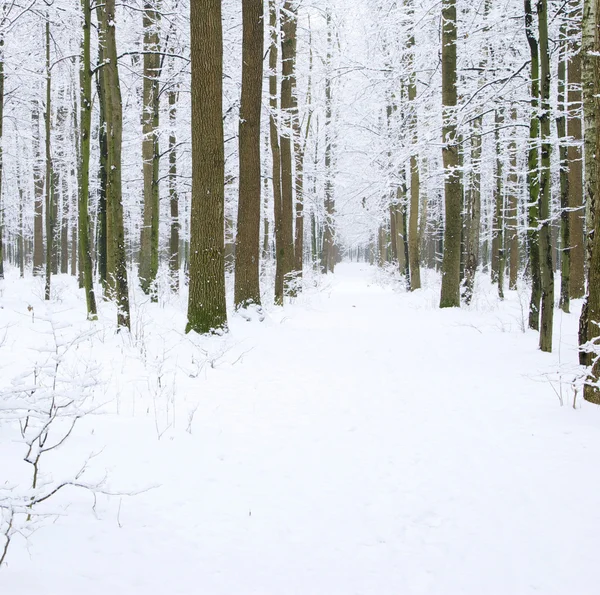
top-left (1, 263), bottom-right (599, 594)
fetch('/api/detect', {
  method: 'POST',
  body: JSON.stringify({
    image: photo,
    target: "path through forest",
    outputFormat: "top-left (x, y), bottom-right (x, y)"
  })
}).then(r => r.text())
top-left (2, 263), bottom-right (600, 594)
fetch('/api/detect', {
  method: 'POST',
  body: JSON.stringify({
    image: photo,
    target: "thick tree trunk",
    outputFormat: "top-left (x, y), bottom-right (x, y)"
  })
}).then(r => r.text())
top-left (439, 0), bottom-right (462, 308)
top-left (234, 0), bottom-right (263, 308)
top-left (186, 0), bottom-right (227, 334)
top-left (581, 0), bottom-right (600, 399)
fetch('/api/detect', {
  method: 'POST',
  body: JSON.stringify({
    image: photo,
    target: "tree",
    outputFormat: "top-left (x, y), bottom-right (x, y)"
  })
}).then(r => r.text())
top-left (407, 1), bottom-right (420, 291)
top-left (234, 0), bottom-right (263, 309)
top-left (567, 0), bottom-right (585, 300)
top-left (0, 14), bottom-right (4, 280)
top-left (139, 0), bottom-right (161, 298)
top-left (524, 0), bottom-right (542, 331)
top-left (580, 0), bottom-right (600, 403)
top-left (439, 0), bottom-right (461, 308)
top-left (321, 5), bottom-right (336, 274)
top-left (79, 0), bottom-right (97, 319)
top-left (44, 12), bottom-right (53, 301)
top-left (279, 1), bottom-right (298, 294)
top-left (269, 0), bottom-right (284, 304)
top-left (99, 0), bottom-right (130, 330)
top-left (186, 0), bottom-right (227, 334)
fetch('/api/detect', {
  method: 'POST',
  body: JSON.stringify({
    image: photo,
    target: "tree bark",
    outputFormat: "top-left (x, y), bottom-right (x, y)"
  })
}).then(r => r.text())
top-left (538, 0), bottom-right (555, 353)
top-left (439, 0), bottom-right (462, 308)
top-left (567, 1), bottom-right (585, 299)
top-left (269, 0), bottom-right (284, 304)
top-left (139, 0), bottom-right (161, 298)
top-left (79, 0), bottom-right (98, 319)
top-left (525, 0), bottom-right (542, 331)
top-left (100, 0), bottom-right (130, 329)
top-left (557, 22), bottom-right (570, 313)
top-left (44, 14), bottom-right (53, 300)
top-left (168, 88), bottom-right (179, 291)
top-left (407, 13), bottom-right (420, 291)
top-left (234, 0), bottom-right (263, 308)
top-left (279, 1), bottom-right (297, 294)
top-left (186, 0), bottom-right (228, 334)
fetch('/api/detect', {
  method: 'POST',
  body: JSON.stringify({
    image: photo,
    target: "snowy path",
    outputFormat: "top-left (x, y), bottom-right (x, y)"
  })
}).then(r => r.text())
top-left (2, 264), bottom-right (600, 594)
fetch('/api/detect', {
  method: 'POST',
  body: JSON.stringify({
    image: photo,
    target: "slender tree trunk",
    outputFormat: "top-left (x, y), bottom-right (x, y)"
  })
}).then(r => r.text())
top-left (567, 0), bottom-right (585, 299)
top-left (279, 1), bottom-right (297, 294)
top-left (100, 0), bottom-right (130, 329)
top-left (139, 1), bottom-right (161, 298)
top-left (439, 0), bottom-right (462, 308)
top-left (186, 0), bottom-right (227, 334)
top-left (508, 106), bottom-right (519, 290)
top-left (234, 0), bottom-right (263, 308)
top-left (44, 14), bottom-right (53, 300)
top-left (32, 101), bottom-right (44, 275)
top-left (493, 108), bottom-right (505, 299)
top-left (464, 117), bottom-right (482, 304)
top-left (321, 7), bottom-right (335, 274)
top-left (538, 0), bottom-right (554, 353)
top-left (0, 29), bottom-right (4, 279)
top-left (407, 14), bottom-right (420, 290)
top-left (79, 0), bottom-right (98, 318)
top-left (525, 0), bottom-right (542, 331)
top-left (95, 33), bottom-right (108, 291)
top-left (557, 23), bottom-right (570, 313)
top-left (269, 0), bottom-right (284, 304)
top-left (168, 88), bottom-right (179, 291)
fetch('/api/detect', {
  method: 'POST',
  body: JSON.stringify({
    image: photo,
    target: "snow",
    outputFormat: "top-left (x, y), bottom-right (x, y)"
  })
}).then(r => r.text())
top-left (1, 263), bottom-right (600, 594)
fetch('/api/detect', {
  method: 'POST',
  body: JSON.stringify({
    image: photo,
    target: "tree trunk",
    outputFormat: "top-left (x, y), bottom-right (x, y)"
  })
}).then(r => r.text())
top-left (525, 0), bottom-right (542, 331)
top-left (99, 0), bottom-right (130, 329)
top-left (168, 88), bottom-right (179, 291)
top-left (279, 1), bottom-right (297, 294)
top-left (581, 0), bottom-right (600, 392)
top-left (44, 14), bottom-right (53, 300)
top-left (186, 0), bottom-right (227, 334)
top-left (538, 0), bottom-right (554, 353)
top-left (557, 23), bottom-right (570, 313)
top-left (493, 108), bottom-right (505, 299)
top-left (234, 0), bottom-right (263, 309)
top-left (321, 7), bottom-right (335, 274)
top-left (139, 1), bottom-right (161, 298)
top-left (269, 0), bottom-right (284, 304)
top-left (407, 14), bottom-right (420, 291)
top-left (567, 0), bottom-right (585, 300)
top-left (439, 0), bottom-right (462, 308)
top-left (0, 29), bottom-right (4, 279)
top-left (507, 107), bottom-right (519, 290)
top-left (95, 52), bottom-right (108, 291)
top-left (79, 0), bottom-right (98, 318)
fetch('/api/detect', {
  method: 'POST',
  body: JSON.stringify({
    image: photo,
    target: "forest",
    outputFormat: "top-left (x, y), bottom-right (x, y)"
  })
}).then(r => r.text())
top-left (1, 0), bottom-right (600, 592)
